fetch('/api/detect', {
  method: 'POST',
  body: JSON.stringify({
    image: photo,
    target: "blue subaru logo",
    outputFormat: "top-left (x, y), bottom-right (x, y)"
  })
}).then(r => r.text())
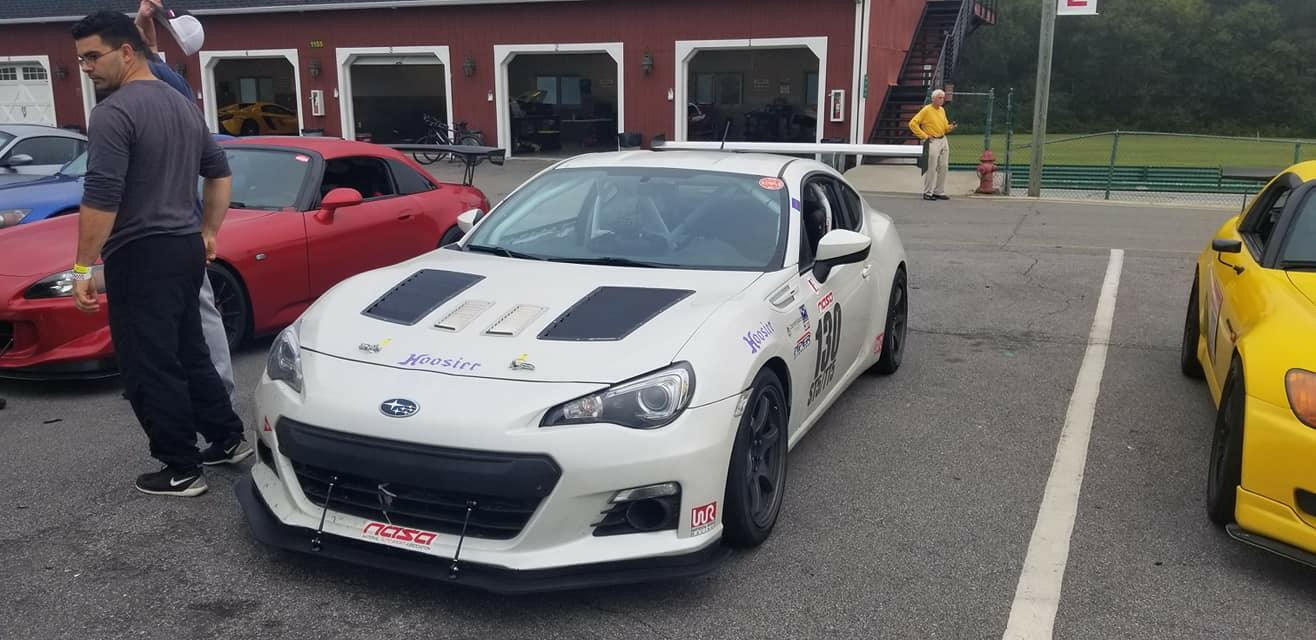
top-left (379, 398), bottom-right (419, 418)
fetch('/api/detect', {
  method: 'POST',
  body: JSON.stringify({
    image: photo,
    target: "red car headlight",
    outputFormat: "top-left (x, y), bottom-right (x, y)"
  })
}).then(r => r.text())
top-left (1287, 369), bottom-right (1316, 428)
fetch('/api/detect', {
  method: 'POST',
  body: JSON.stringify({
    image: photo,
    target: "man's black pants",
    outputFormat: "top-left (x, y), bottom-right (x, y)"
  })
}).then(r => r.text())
top-left (104, 233), bottom-right (243, 470)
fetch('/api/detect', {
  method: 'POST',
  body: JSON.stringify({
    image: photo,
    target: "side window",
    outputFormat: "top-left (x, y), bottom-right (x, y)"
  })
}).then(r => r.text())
top-left (387, 159), bottom-right (436, 195)
top-left (319, 156), bottom-right (397, 201)
top-left (1281, 192), bottom-right (1316, 264)
top-left (798, 180), bottom-right (836, 270)
top-left (838, 183), bottom-right (866, 232)
top-left (8, 136), bottom-right (83, 165)
top-left (1243, 182), bottom-right (1292, 255)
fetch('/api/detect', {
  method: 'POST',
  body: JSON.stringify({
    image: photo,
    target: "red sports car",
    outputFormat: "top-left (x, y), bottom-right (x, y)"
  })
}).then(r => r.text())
top-left (0, 137), bottom-right (491, 379)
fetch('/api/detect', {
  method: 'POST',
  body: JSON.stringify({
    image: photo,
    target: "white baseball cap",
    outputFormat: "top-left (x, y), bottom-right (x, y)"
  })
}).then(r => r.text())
top-left (151, 5), bottom-right (204, 56)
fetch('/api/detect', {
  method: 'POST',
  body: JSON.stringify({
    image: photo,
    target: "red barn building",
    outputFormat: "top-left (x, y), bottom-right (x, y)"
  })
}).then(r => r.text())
top-left (0, 0), bottom-right (994, 156)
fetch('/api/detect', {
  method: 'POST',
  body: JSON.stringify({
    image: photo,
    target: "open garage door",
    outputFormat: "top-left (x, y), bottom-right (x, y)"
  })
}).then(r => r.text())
top-left (0, 59), bottom-right (55, 126)
top-left (495, 44), bottom-right (624, 159)
top-left (676, 39), bottom-right (827, 144)
top-left (339, 51), bottom-right (452, 145)
top-left (201, 51), bottom-right (304, 137)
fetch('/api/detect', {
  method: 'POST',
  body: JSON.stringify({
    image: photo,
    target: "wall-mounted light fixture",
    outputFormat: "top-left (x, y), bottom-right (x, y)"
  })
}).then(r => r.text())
top-left (308, 59), bottom-right (322, 78)
top-left (641, 52), bottom-right (654, 75)
top-left (463, 55), bottom-right (476, 78)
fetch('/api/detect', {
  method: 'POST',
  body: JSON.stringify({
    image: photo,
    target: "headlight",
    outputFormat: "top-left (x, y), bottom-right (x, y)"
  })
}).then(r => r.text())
top-left (266, 323), bottom-right (303, 393)
top-left (24, 266), bottom-right (105, 299)
top-left (0, 209), bottom-right (31, 228)
top-left (542, 363), bottom-right (694, 429)
top-left (1286, 369), bottom-right (1316, 429)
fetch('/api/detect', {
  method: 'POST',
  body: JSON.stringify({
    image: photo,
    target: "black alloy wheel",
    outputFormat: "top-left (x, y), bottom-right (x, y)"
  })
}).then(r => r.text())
top-left (1180, 274), bottom-right (1205, 379)
top-left (723, 369), bottom-right (789, 548)
top-left (873, 268), bottom-right (908, 375)
top-left (206, 264), bottom-right (249, 349)
top-left (1206, 357), bottom-right (1246, 526)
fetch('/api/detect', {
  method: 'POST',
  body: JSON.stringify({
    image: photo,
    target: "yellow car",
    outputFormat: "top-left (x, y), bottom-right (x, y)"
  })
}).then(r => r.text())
top-left (1180, 160), bottom-right (1316, 568)
top-left (217, 102), bottom-right (297, 136)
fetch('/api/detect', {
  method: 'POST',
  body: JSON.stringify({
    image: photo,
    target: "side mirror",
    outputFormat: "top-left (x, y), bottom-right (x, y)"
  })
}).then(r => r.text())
top-left (812, 229), bottom-right (871, 284)
top-left (456, 208), bottom-right (485, 233)
top-left (315, 187), bottom-right (363, 222)
top-left (0, 154), bottom-right (34, 168)
top-left (1212, 238), bottom-right (1242, 254)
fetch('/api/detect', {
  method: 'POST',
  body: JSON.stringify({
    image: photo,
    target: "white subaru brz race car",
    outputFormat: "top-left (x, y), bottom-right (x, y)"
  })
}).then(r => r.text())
top-left (236, 149), bottom-right (910, 593)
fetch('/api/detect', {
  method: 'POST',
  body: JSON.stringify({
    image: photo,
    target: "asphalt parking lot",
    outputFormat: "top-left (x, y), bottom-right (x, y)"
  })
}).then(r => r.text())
top-left (2, 159), bottom-right (1314, 639)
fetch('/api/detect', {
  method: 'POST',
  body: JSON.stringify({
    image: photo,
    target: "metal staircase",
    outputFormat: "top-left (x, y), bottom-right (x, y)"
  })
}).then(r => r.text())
top-left (867, 0), bottom-right (997, 145)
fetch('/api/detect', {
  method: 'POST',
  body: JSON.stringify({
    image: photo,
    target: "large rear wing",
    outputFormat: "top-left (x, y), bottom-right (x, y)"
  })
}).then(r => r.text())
top-left (387, 144), bottom-right (505, 185)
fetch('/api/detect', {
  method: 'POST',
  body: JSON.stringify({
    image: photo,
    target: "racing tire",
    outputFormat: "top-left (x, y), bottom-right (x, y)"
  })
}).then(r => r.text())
top-left (722, 369), bottom-right (789, 548)
top-left (239, 119), bottom-right (260, 137)
top-left (872, 268), bottom-right (908, 375)
top-left (438, 224), bottom-right (463, 247)
top-left (207, 263), bottom-right (249, 349)
top-left (1206, 357), bottom-right (1245, 526)
top-left (1180, 274), bottom-right (1205, 379)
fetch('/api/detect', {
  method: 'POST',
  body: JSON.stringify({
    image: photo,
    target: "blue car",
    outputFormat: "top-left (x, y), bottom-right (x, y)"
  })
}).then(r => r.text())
top-left (0, 134), bottom-right (235, 230)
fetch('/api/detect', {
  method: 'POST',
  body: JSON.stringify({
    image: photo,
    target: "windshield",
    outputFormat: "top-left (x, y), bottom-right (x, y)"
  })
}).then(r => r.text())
top-left (59, 151), bottom-right (88, 177)
top-left (211, 148), bottom-right (311, 210)
top-left (465, 167), bottom-right (787, 271)
top-left (1282, 191), bottom-right (1316, 265)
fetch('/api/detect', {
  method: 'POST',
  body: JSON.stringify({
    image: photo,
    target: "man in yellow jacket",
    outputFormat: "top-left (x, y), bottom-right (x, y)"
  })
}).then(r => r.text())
top-left (909, 89), bottom-right (957, 201)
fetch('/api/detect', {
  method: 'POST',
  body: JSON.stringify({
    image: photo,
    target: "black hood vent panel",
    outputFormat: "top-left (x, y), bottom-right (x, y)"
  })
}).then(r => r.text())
top-left (538, 286), bottom-right (693, 342)
top-left (362, 269), bottom-right (485, 326)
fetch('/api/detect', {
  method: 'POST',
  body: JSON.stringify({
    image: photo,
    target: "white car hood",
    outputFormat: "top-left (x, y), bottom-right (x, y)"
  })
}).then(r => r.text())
top-left (298, 249), bottom-right (763, 384)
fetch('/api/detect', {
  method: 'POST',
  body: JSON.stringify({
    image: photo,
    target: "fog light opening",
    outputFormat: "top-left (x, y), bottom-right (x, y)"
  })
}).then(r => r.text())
top-left (625, 498), bottom-right (673, 532)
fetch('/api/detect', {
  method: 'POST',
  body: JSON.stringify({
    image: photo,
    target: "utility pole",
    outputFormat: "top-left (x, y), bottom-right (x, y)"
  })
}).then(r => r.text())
top-left (1028, 0), bottom-right (1058, 197)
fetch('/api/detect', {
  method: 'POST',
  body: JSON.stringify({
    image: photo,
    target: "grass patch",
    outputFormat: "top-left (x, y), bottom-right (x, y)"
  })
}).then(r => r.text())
top-left (948, 133), bottom-right (1316, 168)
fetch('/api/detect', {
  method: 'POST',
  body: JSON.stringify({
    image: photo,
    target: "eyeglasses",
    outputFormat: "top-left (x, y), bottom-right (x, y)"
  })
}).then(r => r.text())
top-left (76, 49), bottom-right (115, 68)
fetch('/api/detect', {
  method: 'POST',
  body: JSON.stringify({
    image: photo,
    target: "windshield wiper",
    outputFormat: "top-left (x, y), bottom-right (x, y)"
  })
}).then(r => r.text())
top-left (547, 256), bottom-right (677, 269)
top-left (465, 244), bottom-right (547, 261)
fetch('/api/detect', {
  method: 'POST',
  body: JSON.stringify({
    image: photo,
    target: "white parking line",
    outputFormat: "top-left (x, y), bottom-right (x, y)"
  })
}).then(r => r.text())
top-left (1002, 249), bottom-right (1124, 640)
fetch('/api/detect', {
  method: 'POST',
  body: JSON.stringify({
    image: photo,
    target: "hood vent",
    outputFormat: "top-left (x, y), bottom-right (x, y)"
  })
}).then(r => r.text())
top-left (435, 300), bottom-right (494, 332)
top-left (538, 286), bottom-right (693, 342)
top-left (485, 304), bottom-right (548, 337)
top-left (362, 269), bottom-right (484, 326)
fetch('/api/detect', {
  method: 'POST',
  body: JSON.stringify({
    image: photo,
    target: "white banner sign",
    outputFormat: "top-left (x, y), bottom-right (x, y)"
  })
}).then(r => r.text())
top-left (1058, 0), bottom-right (1098, 15)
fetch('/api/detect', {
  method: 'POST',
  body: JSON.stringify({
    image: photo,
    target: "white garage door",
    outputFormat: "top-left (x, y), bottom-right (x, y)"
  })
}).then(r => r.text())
top-left (0, 63), bottom-right (56, 125)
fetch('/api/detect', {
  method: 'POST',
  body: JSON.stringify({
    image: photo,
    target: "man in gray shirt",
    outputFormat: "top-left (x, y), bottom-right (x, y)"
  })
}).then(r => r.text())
top-left (71, 10), bottom-right (246, 497)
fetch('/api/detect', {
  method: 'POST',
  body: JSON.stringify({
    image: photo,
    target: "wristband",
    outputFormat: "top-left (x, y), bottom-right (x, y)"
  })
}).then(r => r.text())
top-left (72, 264), bottom-right (91, 274)
top-left (71, 270), bottom-right (93, 282)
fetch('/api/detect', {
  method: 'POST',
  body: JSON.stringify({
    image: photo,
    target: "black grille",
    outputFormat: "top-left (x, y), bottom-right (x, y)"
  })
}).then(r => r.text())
top-left (276, 419), bottom-right (560, 541)
top-left (292, 462), bottom-right (540, 539)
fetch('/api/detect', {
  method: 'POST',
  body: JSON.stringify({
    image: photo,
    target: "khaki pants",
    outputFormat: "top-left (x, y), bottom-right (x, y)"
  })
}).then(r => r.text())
top-left (923, 136), bottom-right (949, 196)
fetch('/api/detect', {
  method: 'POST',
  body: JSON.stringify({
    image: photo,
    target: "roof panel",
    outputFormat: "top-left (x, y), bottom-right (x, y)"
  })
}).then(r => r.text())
top-left (1, 0), bottom-right (579, 22)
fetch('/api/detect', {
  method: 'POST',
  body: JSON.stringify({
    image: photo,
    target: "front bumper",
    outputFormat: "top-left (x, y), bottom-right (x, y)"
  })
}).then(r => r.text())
top-left (236, 475), bottom-right (730, 594)
top-left (0, 275), bottom-right (115, 379)
top-left (242, 350), bottom-right (743, 589)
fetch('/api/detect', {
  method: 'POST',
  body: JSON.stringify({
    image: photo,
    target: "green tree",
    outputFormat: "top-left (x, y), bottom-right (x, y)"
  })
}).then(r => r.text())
top-left (952, 0), bottom-right (1316, 137)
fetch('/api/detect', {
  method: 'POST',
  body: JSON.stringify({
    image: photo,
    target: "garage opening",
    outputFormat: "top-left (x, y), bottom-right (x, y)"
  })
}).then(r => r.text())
top-left (212, 58), bottom-right (299, 136)
top-left (507, 53), bottom-right (618, 156)
top-left (348, 57), bottom-right (447, 144)
top-left (687, 48), bottom-right (819, 143)
top-left (0, 61), bottom-right (55, 125)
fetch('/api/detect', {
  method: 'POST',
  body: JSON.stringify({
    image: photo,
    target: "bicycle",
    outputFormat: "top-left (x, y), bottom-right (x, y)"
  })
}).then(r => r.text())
top-left (414, 114), bottom-right (485, 165)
